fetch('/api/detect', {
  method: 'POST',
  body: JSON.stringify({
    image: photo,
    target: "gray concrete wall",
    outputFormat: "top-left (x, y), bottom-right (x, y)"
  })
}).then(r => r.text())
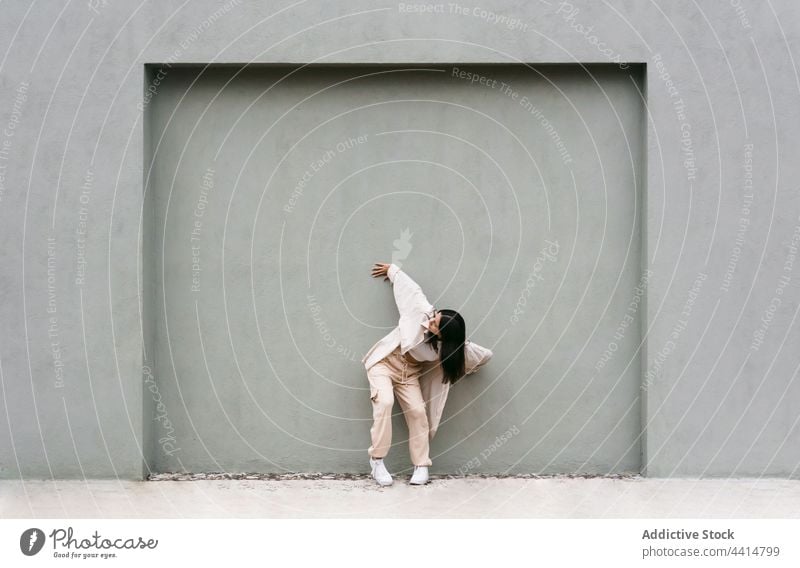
top-left (144, 63), bottom-right (644, 475)
top-left (0, 0), bottom-right (798, 479)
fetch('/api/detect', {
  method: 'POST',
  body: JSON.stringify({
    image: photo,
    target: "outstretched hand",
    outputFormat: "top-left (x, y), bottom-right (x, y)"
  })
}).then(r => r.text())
top-left (371, 263), bottom-right (390, 282)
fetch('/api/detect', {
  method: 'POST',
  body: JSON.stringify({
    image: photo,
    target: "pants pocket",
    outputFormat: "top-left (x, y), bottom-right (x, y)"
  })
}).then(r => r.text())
top-left (369, 386), bottom-right (379, 403)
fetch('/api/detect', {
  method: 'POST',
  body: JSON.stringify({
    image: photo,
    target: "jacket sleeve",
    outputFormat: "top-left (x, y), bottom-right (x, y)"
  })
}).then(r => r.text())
top-left (387, 263), bottom-right (434, 320)
top-left (464, 339), bottom-right (493, 375)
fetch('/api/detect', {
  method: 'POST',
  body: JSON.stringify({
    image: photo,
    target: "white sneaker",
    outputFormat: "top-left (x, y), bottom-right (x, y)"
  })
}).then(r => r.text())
top-left (409, 465), bottom-right (429, 485)
top-left (370, 458), bottom-right (393, 486)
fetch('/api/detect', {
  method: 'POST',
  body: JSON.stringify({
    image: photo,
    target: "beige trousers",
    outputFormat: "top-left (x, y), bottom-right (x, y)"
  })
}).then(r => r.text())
top-left (367, 345), bottom-right (432, 467)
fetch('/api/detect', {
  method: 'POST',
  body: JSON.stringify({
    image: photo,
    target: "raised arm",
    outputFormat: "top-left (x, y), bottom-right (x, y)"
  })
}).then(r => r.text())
top-left (386, 263), bottom-right (434, 321)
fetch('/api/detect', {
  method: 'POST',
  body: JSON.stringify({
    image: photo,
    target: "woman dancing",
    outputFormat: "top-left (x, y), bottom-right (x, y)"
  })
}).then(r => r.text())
top-left (362, 262), bottom-right (493, 486)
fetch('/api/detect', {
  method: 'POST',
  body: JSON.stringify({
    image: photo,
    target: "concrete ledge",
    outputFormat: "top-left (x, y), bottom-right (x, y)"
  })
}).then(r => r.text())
top-left (2, 478), bottom-right (798, 518)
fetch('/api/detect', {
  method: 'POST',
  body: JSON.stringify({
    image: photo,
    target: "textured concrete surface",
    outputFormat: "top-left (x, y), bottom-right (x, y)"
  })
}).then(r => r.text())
top-left (2, 478), bottom-right (799, 518)
top-left (1, 0), bottom-right (800, 480)
top-left (143, 63), bottom-right (644, 475)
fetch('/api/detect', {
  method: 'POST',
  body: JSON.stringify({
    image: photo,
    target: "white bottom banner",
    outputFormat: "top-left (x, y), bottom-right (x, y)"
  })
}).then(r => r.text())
top-left (1, 519), bottom-right (797, 566)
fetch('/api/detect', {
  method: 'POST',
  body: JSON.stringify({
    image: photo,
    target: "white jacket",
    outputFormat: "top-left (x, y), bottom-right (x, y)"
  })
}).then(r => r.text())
top-left (362, 263), bottom-right (493, 440)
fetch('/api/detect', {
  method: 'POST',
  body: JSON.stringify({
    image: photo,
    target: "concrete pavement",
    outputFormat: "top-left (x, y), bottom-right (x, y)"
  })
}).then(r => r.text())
top-left (2, 476), bottom-right (798, 518)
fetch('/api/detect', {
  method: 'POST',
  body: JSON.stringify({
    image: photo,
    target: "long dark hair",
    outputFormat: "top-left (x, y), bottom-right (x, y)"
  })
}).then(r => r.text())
top-left (424, 308), bottom-right (466, 384)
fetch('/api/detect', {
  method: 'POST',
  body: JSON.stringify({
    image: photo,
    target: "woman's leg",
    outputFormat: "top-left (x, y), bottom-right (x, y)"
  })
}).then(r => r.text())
top-left (393, 368), bottom-right (433, 467)
top-left (367, 361), bottom-right (394, 459)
